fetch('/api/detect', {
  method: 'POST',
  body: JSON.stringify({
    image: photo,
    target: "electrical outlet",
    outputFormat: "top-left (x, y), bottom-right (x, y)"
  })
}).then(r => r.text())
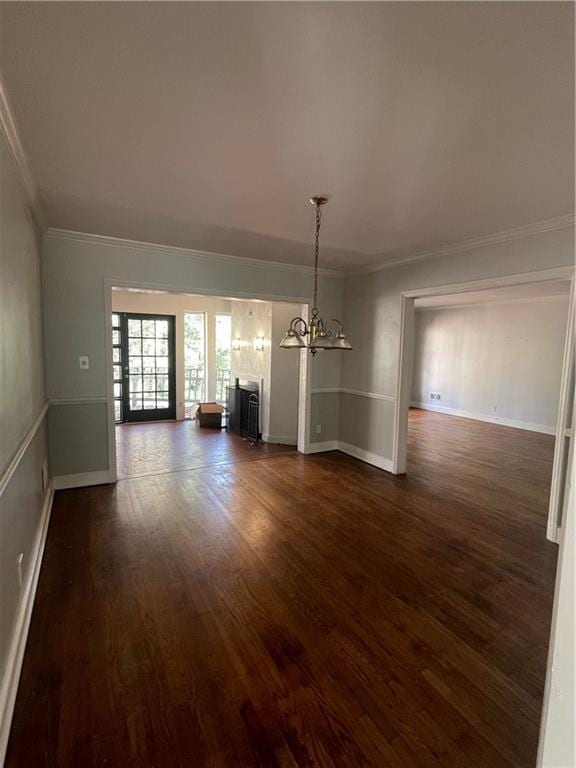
top-left (79, 355), bottom-right (90, 370)
top-left (315, 424), bottom-right (322, 434)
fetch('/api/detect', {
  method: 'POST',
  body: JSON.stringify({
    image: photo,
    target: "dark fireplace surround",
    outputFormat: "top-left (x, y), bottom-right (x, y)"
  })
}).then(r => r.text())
top-left (227, 378), bottom-right (260, 441)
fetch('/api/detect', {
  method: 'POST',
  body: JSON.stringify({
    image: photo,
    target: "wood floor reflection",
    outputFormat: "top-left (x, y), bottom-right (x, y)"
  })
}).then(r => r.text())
top-left (116, 419), bottom-right (295, 478)
top-left (7, 410), bottom-right (557, 767)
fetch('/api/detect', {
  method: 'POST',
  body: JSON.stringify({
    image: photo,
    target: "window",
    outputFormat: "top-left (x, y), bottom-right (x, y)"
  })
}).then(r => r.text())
top-left (215, 314), bottom-right (231, 404)
top-left (112, 313), bottom-right (123, 423)
top-left (184, 312), bottom-right (205, 417)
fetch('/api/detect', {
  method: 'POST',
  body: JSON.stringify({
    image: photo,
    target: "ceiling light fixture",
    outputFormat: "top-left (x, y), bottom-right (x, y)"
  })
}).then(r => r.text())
top-left (279, 197), bottom-right (352, 355)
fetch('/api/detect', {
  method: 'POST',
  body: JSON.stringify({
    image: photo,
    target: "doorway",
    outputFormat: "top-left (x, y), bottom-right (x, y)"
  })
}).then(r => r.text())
top-left (108, 285), bottom-right (309, 480)
top-left (113, 312), bottom-right (176, 423)
top-left (394, 268), bottom-right (574, 543)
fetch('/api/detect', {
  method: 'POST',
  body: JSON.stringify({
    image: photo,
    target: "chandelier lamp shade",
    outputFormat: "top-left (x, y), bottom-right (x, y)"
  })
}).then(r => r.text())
top-left (279, 197), bottom-right (352, 355)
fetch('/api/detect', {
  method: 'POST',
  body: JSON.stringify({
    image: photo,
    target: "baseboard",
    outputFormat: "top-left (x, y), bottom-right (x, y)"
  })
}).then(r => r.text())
top-left (261, 434), bottom-right (298, 446)
top-left (411, 402), bottom-right (556, 435)
top-left (53, 470), bottom-right (112, 490)
top-left (308, 440), bottom-right (339, 453)
top-left (337, 442), bottom-right (395, 473)
top-left (0, 482), bottom-right (54, 766)
top-left (307, 440), bottom-right (395, 473)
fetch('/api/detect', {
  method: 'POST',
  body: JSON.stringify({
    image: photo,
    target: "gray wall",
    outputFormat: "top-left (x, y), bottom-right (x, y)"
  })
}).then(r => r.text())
top-left (412, 297), bottom-right (569, 432)
top-left (42, 231), bottom-right (343, 478)
top-left (341, 226), bottom-right (574, 462)
top-left (0, 133), bottom-right (47, 713)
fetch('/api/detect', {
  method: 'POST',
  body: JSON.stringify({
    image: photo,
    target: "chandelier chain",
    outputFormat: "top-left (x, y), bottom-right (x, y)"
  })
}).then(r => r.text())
top-left (312, 203), bottom-right (321, 318)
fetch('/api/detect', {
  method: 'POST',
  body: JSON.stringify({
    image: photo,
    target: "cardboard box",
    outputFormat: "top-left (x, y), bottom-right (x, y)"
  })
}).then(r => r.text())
top-left (197, 402), bottom-right (225, 429)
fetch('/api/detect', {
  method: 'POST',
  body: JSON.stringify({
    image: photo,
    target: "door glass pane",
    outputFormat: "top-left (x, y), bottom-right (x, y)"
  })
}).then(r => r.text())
top-left (143, 356), bottom-right (156, 372)
top-left (184, 313), bottom-right (205, 417)
top-left (156, 320), bottom-right (168, 338)
top-left (112, 314), bottom-right (124, 423)
top-left (156, 356), bottom-right (169, 372)
top-left (128, 319), bottom-right (141, 337)
top-left (155, 338), bottom-right (168, 356)
top-left (129, 338), bottom-right (142, 355)
top-left (142, 319), bottom-right (155, 337)
top-left (143, 338), bottom-right (155, 355)
top-left (215, 314), bottom-right (231, 404)
top-left (130, 375), bottom-right (143, 393)
top-left (130, 356), bottom-right (143, 373)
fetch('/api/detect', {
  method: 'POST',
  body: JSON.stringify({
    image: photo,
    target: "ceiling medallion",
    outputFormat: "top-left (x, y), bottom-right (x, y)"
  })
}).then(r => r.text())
top-left (279, 197), bottom-right (352, 355)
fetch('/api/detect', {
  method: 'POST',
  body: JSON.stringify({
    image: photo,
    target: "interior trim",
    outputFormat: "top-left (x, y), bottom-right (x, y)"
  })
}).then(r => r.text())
top-left (355, 215), bottom-right (575, 274)
top-left (307, 440), bottom-right (394, 473)
top-left (53, 471), bottom-right (112, 491)
top-left (0, 75), bottom-right (36, 205)
top-left (0, 404), bottom-right (48, 500)
top-left (0, 483), bottom-right (53, 766)
top-left (311, 386), bottom-right (396, 402)
top-left (411, 402), bottom-right (557, 436)
top-left (45, 227), bottom-right (344, 279)
top-left (48, 397), bottom-right (108, 406)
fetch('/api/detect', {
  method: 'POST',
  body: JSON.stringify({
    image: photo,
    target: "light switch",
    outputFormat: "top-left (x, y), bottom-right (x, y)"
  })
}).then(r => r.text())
top-left (79, 356), bottom-right (90, 370)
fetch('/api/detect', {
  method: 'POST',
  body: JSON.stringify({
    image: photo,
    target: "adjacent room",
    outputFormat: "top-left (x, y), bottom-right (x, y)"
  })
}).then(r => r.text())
top-left (405, 280), bottom-right (572, 545)
top-left (110, 288), bottom-right (302, 478)
top-left (0, 3), bottom-right (574, 768)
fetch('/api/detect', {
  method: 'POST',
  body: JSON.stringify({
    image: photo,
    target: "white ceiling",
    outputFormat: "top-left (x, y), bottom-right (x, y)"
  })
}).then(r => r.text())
top-left (1, 2), bottom-right (573, 271)
top-left (415, 279), bottom-right (571, 310)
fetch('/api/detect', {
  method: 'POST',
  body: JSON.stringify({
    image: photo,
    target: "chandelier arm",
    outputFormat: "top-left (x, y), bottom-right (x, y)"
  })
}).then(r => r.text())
top-left (290, 317), bottom-right (309, 336)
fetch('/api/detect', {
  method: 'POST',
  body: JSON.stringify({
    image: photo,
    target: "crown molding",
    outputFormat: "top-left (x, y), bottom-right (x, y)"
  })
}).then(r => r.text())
top-left (0, 74), bottom-right (45, 238)
top-left (0, 75), bottom-right (36, 205)
top-left (416, 292), bottom-right (570, 312)
top-left (44, 228), bottom-right (345, 279)
top-left (352, 214), bottom-right (575, 275)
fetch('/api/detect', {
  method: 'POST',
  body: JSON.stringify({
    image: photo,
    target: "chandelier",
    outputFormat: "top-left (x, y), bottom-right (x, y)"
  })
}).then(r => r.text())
top-left (279, 197), bottom-right (352, 355)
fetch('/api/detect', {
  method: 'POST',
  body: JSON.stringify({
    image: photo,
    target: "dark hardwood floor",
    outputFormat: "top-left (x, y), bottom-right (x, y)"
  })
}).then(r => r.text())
top-left (6, 410), bottom-right (558, 767)
top-left (116, 420), bottom-right (295, 479)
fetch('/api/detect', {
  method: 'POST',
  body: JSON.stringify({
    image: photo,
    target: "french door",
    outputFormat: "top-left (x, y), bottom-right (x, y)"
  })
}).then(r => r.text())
top-left (119, 313), bottom-right (176, 422)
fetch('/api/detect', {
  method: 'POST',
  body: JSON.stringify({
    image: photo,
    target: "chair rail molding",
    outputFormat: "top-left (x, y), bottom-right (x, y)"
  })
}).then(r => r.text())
top-left (311, 387), bottom-right (396, 402)
top-left (0, 403), bottom-right (48, 500)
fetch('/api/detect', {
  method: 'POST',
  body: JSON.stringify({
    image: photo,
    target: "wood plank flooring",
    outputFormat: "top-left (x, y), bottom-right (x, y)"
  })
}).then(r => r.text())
top-left (116, 420), bottom-right (295, 479)
top-left (6, 410), bottom-right (558, 767)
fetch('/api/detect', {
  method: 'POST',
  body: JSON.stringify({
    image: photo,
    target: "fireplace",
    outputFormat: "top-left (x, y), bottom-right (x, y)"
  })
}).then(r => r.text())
top-left (227, 378), bottom-right (260, 441)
